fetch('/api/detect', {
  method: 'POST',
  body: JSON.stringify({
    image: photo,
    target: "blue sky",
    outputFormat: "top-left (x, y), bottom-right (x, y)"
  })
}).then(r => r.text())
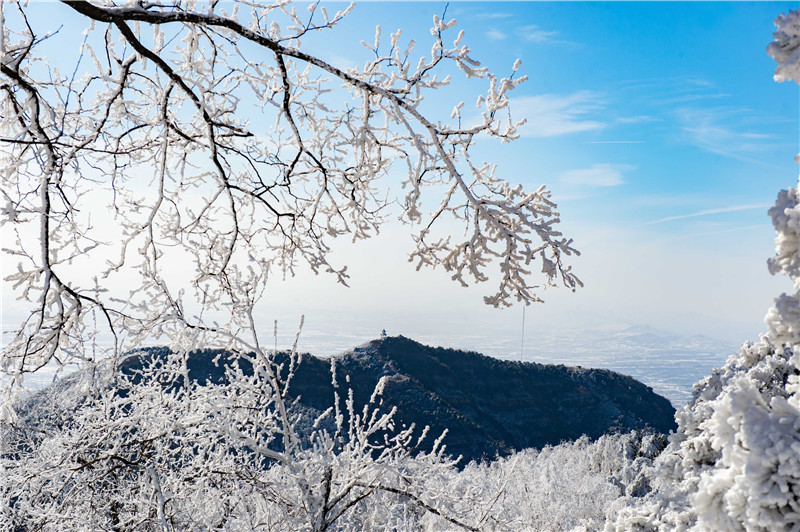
top-left (2, 1), bottom-right (799, 359)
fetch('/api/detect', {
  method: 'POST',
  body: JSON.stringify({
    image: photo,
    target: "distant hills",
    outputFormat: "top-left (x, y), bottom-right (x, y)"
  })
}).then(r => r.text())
top-left (121, 336), bottom-right (676, 464)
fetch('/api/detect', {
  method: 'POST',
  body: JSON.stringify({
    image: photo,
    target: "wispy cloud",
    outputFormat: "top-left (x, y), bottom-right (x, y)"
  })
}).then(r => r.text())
top-left (664, 92), bottom-right (731, 105)
top-left (516, 24), bottom-right (580, 46)
top-left (669, 224), bottom-right (768, 241)
top-left (486, 28), bottom-right (506, 41)
top-left (611, 77), bottom-right (789, 165)
top-left (585, 140), bottom-right (644, 144)
top-left (519, 25), bottom-right (559, 43)
top-left (512, 91), bottom-right (606, 137)
top-left (630, 193), bottom-right (709, 209)
top-left (616, 115), bottom-right (660, 125)
top-left (476, 12), bottom-right (513, 20)
top-left (647, 204), bottom-right (771, 224)
top-left (559, 164), bottom-right (634, 187)
top-left (676, 107), bottom-right (778, 162)
top-left (616, 76), bottom-right (729, 104)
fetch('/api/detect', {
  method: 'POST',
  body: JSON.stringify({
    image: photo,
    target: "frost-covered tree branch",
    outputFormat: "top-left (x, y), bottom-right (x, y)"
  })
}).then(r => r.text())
top-left (1, 0), bottom-right (580, 390)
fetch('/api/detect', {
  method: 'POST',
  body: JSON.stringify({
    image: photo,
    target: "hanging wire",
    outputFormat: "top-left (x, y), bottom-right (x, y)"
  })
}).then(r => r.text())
top-left (520, 305), bottom-right (526, 358)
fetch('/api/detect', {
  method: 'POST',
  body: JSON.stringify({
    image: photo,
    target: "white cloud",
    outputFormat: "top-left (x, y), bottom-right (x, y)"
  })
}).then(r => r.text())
top-left (486, 28), bottom-right (506, 41)
top-left (647, 204), bottom-right (771, 224)
top-left (519, 25), bottom-right (559, 43)
top-left (511, 91), bottom-right (606, 137)
top-left (476, 12), bottom-right (513, 19)
top-left (668, 224), bottom-right (768, 241)
top-left (585, 140), bottom-right (644, 144)
top-left (675, 107), bottom-right (784, 162)
top-left (559, 164), bottom-right (634, 187)
top-left (616, 115), bottom-right (660, 124)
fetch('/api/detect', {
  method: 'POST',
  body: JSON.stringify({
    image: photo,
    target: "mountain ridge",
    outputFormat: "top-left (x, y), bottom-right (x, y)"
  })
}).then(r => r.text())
top-left (127, 335), bottom-right (676, 463)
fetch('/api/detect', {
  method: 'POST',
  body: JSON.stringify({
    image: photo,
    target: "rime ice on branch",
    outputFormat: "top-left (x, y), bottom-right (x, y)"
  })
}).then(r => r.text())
top-left (767, 9), bottom-right (800, 84)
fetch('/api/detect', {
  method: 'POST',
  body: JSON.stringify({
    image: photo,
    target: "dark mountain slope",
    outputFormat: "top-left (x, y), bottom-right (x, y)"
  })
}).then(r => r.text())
top-left (120, 336), bottom-right (675, 464)
top-left (374, 336), bottom-right (675, 448)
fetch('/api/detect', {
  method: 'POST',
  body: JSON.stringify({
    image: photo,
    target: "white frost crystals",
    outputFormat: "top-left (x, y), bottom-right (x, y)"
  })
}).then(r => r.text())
top-left (765, 185), bottom-right (800, 347)
top-left (767, 9), bottom-right (800, 83)
top-left (767, 187), bottom-right (800, 286)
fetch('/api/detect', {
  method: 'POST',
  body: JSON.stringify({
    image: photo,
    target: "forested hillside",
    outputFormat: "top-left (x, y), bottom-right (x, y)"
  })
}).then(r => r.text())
top-left (80, 336), bottom-right (678, 462)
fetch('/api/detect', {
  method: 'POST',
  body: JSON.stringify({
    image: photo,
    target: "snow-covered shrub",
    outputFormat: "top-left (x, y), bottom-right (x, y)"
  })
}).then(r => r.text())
top-left (609, 187), bottom-right (800, 530)
top-left (609, 341), bottom-right (799, 531)
top-left (406, 432), bottom-right (664, 531)
top-left (1, 348), bottom-right (469, 531)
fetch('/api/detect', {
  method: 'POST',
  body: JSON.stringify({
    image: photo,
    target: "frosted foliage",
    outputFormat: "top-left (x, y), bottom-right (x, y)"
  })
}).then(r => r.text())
top-left (609, 342), bottom-right (800, 531)
top-left (2, 348), bottom-right (471, 531)
top-left (765, 292), bottom-right (800, 347)
top-left (2, 367), bottom-right (664, 532)
top-left (767, 10), bottom-right (800, 83)
top-left (767, 187), bottom-right (800, 287)
top-left (694, 379), bottom-right (800, 529)
top-left (766, 185), bottom-right (800, 346)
